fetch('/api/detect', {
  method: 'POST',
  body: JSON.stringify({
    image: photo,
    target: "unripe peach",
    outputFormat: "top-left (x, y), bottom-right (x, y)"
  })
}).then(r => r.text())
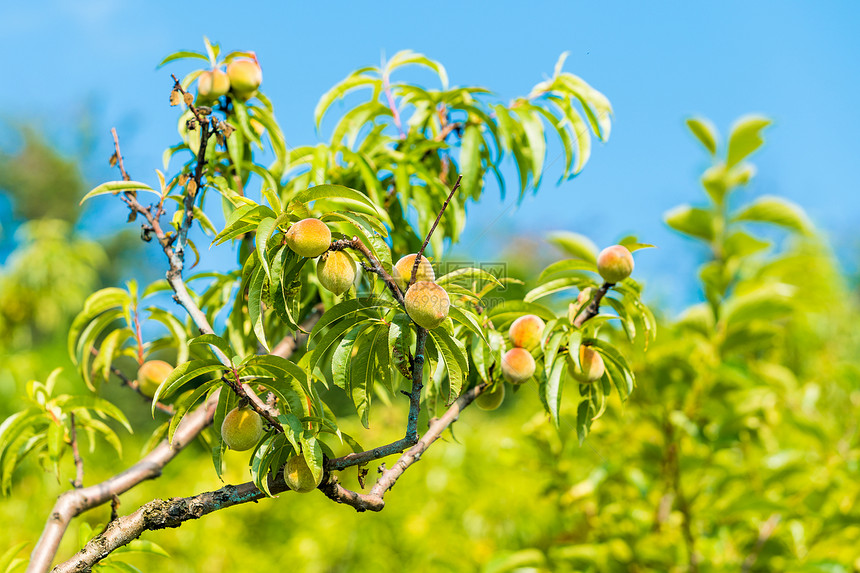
top-left (136, 360), bottom-right (173, 398)
top-left (197, 69), bottom-right (230, 102)
top-left (221, 407), bottom-right (263, 451)
top-left (475, 382), bottom-right (505, 411)
top-left (317, 250), bottom-right (356, 296)
top-left (508, 314), bottom-right (546, 350)
top-left (568, 345), bottom-right (605, 383)
top-left (226, 59), bottom-right (262, 99)
top-left (597, 245), bottom-right (634, 283)
top-left (284, 454), bottom-right (321, 493)
top-left (501, 348), bottom-right (536, 385)
top-left (285, 218), bottom-right (331, 258)
top-left (392, 254), bottom-right (435, 291)
top-left (404, 281), bottom-right (450, 329)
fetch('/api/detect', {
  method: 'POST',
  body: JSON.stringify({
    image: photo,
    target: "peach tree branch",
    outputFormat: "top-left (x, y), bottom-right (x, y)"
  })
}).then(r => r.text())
top-left (53, 383), bottom-right (490, 572)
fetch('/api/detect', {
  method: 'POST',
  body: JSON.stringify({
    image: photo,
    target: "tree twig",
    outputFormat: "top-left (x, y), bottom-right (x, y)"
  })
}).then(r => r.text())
top-left (68, 414), bottom-right (84, 489)
top-left (329, 237), bottom-right (405, 306)
top-left (572, 282), bottom-right (612, 328)
top-left (410, 175), bottom-right (462, 287)
top-left (109, 128), bottom-right (131, 182)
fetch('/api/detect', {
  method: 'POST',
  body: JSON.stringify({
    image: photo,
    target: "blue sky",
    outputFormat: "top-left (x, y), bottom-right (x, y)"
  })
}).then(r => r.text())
top-left (1, 1), bottom-right (858, 308)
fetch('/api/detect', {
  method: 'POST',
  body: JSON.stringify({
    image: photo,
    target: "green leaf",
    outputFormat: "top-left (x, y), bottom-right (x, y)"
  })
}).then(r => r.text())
top-left (459, 123), bottom-right (484, 199)
top-left (723, 283), bottom-right (796, 329)
top-left (544, 357), bottom-right (567, 427)
top-left (686, 117), bottom-right (719, 155)
top-left (56, 396), bottom-right (133, 433)
top-left (0, 542), bottom-right (28, 573)
top-left (167, 380), bottom-right (220, 443)
top-left (248, 265), bottom-right (269, 351)
top-left (80, 181), bottom-right (160, 205)
top-left (157, 50), bottom-right (208, 67)
top-left (311, 297), bottom-right (395, 339)
top-left (300, 435), bottom-right (324, 486)
top-left (385, 50), bottom-right (448, 88)
top-left (525, 276), bottom-right (595, 303)
top-left (486, 300), bottom-right (556, 327)
top-left (726, 115), bottom-right (771, 168)
top-left (314, 72), bottom-right (381, 128)
top-left (150, 360), bottom-right (224, 416)
top-left (733, 196), bottom-right (812, 235)
top-left (374, 323), bottom-right (393, 393)
top-left (426, 327), bottom-right (468, 402)
top-left (188, 334), bottom-right (233, 361)
top-left (545, 231), bottom-right (598, 263)
top-left (255, 214), bottom-right (288, 281)
top-left (513, 106), bottom-right (546, 187)
top-left (537, 258), bottom-right (598, 283)
top-left (447, 305), bottom-right (488, 345)
top-left (146, 308), bottom-right (190, 365)
top-left (664, 205), bottom-right (715, 241)
top-left (436, 267), bottom-right (504, 290)
top-left (293, 184), bottom-right (388, 221)
top-left (243, 355), bottom-right (310, 393)
top-left (332, 325), bottom-right (368, 392)
top-left (92, 328), bottom-right (133, 386)
top-left (308, 314), bottom-right (364, 372)
top-left (351, 326), bottom-right (384, 427)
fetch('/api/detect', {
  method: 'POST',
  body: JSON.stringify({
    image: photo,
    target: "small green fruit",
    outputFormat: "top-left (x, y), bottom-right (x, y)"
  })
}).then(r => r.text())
top-left (285, 218), bottom-right (331, 258)
top-left (392, 254), bottom-right (435, 290)
top-left (226, 58), bottom-right (262, 99)
top-left (404, 281), bottom-right (450, 329)
top-left (568, 345), bottom-right (605, 383)
top-left (508, 314), bottom-right (546, 350)
top-left (136, 360), bottom-right (173, 398)
top-left (475, 383), bottom-right (505, 411)
top-left (221, 407), bottom-right (263, 451)
top-left (501, 348), bottom-right (535, 384)
top-left (284, 454), bottom-right (321, 493)
top-left (597, 245), bottom-right (634, 283)
top-left (317, 250), bottom-right (356, 296)
top-left (197, 69), bottom-right (230, 102)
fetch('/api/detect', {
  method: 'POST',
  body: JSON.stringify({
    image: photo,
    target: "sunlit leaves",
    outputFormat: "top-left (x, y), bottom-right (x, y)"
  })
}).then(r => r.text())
top-left (733, 196), bottom-right (812, 235)
top-left (0, 370), bottom-right (132, 494)
top-left (726, 115), bottom-right (771, 168)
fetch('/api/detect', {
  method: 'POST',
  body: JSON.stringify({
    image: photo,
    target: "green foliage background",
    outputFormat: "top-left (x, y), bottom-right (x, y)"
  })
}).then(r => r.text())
top-left (1, 42), bottom-right (859, 573)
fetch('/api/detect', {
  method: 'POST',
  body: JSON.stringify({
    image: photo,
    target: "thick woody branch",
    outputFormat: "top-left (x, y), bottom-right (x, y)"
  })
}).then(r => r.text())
top-left (29, 128), bottom-right (226, 573)
top-left (52, 476), bottom-right (290, 573)
top-left (57, 382), bottom-right (491, 572)
top-left (322, 382), bottom-right (487, 512)
top-left (28, 393), bottom-right (220, 573)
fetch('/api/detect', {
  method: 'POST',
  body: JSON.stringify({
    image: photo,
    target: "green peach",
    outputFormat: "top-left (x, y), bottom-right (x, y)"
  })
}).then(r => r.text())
top-left (501, 348), bottom-right (535, 385)
top-left (404, 281), bottom-right (450, 329)
top-left (597, 245), bottom-right (634, 284)
top-left (317, 250), bottom-right (356, 296)
top-left (221, 407), bottom-right (263, 451)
